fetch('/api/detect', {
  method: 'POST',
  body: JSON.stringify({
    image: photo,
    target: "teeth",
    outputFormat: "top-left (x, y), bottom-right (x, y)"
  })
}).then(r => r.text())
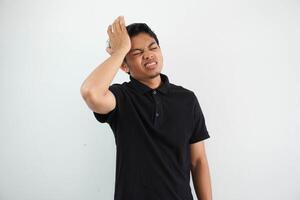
top-left (145, 62), bottom-right (156, 67)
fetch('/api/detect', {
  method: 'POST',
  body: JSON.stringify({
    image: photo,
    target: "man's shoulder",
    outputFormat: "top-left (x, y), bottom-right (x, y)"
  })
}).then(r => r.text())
top-left (169, 82), bottom-right (195, 96)
top-left (108, 82), bottom-right (128, 90)
top-left (106, 82), bottom-right (130, 99)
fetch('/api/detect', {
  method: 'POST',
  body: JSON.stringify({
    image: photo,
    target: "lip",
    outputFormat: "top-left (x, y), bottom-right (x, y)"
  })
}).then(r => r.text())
top-left (144, 61), bottom-right (157, 69)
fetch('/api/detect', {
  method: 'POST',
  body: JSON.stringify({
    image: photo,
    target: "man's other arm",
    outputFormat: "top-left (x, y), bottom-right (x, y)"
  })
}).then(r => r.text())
top-left (190, 141), bottom-right (212, 200)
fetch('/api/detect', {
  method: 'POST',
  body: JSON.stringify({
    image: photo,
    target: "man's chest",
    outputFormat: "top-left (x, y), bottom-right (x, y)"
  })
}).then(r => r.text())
top-left (118, 94), bottom-right (194, 148)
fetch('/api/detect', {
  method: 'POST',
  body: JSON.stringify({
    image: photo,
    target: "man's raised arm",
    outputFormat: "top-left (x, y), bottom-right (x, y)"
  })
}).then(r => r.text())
top-left (80, 16), bottom-right (130, 114)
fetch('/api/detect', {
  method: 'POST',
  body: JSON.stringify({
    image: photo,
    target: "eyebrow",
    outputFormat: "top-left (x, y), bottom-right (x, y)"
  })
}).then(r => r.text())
top-left (129, 42), bottom-right (157, 53)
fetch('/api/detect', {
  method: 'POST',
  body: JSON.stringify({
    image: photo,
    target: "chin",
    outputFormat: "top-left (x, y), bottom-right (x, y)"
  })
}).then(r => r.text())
top-left (148, 71), bottom-right (161, 79)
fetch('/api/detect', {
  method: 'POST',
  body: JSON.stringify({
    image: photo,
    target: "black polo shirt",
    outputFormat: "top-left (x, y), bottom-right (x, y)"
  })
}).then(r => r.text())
top-left (93, 73), bottom-right (210, 200)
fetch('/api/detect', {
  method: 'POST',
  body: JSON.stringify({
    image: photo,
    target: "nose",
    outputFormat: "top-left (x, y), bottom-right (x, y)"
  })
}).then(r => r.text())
top-left (143, 50), bottom-right (154, 60)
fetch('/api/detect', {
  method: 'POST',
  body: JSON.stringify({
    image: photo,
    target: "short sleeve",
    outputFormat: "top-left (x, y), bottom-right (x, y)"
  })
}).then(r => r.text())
top-left (93, 84), bottom-right (123, 126)
top-left (189, 93), bottom-right (210, 144)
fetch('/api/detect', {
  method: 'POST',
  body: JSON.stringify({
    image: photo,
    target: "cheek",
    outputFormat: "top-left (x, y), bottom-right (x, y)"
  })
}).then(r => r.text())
top-left (134, 58), bottom-right (143, 65)
top-left (157, 53), bottom-right (163, 63)
top-left (127, 56), bottom-right (139, 64)
top-left (128, 57), bottom-right (143, 68)
top-left (156, 51), bottom-right (163, 59)
top-left (160, 55), bottom-right (163, 62)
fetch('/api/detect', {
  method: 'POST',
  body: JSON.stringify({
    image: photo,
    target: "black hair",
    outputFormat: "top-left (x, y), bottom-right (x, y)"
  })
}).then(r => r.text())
top-left (126, 23), bottom-right (159, 46)
top-left (124, 23), bottom-right (159, 75)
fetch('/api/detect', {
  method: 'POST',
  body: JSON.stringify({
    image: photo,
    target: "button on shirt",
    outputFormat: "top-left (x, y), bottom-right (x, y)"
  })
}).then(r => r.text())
top-left (93, 73), bottom-right (210, 200)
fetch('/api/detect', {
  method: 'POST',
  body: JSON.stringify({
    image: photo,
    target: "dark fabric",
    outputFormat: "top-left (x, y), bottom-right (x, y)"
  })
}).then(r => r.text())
top-left (93, 73), bottom-right (210, 200)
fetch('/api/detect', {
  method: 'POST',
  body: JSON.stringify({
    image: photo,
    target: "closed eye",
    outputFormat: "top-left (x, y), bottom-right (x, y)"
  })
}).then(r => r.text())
top-left (132, 51), bottom-right (143, 56)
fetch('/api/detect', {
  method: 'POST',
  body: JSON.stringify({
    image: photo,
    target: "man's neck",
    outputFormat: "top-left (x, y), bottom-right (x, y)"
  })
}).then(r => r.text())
top-left (139, 74), bottom-right (162, 89)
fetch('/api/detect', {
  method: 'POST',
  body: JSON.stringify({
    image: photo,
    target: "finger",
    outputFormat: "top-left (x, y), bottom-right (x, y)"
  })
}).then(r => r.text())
top-left (107, 25), bottom-right (112, 36)
top-left (118, 16), bottom-right (124, 31)
top-left (116, 16), bottom-right (123, 32)
top-left (120, 16), bottom-right (127, 32)
top-left (106, 47), bottom-right (113, 55)
top-left (112, 17), bottom-right (120, 33)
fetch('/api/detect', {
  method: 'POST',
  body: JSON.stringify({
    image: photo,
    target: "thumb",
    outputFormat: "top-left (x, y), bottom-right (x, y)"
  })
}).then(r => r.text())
top-left (106, 47), bottom-right (113, 55)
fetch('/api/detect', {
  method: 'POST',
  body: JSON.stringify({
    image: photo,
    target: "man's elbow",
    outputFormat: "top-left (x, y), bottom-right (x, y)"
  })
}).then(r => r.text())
top-left (191, 156), bottom-right (209, 171)
top-left (80, 86), bottom-right (106, 101)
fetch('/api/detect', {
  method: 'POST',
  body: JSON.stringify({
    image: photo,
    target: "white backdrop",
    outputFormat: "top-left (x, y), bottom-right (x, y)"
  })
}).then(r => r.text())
top-left (1, 0), bottom-right (299, 199)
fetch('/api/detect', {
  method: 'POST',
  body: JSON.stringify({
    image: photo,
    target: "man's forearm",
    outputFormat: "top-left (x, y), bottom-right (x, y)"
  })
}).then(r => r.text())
top-left (80, 51), bottom-right (126, 98)
top-left (191, 159), bottom-right (212, 200)
top-left (81, 16), bottom-right (130, 99)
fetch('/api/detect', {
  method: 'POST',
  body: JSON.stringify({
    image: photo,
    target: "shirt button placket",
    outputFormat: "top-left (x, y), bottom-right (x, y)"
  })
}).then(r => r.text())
top-left (152, 90), bottom-right (160, 126)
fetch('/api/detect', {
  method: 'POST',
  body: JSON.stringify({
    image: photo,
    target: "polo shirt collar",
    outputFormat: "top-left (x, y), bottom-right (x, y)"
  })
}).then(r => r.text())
top-left (129, 73), bottom-right (170, 94)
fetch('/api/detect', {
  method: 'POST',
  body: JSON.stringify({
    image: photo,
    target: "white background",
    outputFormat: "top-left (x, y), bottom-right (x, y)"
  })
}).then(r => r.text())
top-left (1, 0), bottom-right (300, 199)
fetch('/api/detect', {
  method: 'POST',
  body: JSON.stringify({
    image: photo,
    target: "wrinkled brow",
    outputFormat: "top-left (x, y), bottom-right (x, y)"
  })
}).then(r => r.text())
top-left (129, 42), bottom-right (157, 53)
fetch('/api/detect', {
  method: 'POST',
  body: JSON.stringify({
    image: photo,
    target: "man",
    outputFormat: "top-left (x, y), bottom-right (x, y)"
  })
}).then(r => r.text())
top-left (80, 16), bottom-right (212, 200)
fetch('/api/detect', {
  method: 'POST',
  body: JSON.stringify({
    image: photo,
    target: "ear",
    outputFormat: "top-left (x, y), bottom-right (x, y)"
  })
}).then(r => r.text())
top-left (120, 61), bottom-right (130, 74)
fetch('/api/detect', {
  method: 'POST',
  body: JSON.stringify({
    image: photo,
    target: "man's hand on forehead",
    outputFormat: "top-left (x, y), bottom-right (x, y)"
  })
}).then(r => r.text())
top-left (106, 16), bottom-right (131, 56)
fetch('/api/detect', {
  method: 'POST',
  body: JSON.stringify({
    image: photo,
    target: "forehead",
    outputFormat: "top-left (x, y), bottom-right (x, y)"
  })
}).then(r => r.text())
top-left (130, 33), bottom-right (157, 48)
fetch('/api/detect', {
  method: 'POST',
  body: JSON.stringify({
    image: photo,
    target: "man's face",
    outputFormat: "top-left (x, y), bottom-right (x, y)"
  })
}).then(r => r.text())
top-left (123, 33), bottom-right (163, 80)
